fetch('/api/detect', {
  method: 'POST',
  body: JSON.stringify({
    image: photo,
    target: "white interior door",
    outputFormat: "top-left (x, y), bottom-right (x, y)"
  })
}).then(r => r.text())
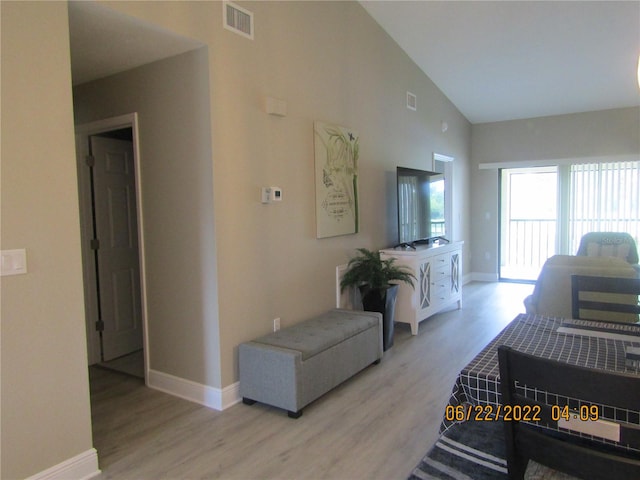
top-left (90, 135), bottom-right (143, 361)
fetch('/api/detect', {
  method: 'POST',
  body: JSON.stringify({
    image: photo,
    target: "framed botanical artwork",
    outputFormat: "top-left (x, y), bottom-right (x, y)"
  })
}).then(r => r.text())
top-left (314, 121), bottom-right (359, 238)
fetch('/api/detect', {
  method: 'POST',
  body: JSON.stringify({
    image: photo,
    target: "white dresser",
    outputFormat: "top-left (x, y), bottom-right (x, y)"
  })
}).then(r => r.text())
top-left (380, 241), bottom-right (463, 335)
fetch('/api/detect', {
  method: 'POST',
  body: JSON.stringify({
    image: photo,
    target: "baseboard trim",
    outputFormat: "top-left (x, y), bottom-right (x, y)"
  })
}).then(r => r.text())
top-left (147, 369), bottom-right (240, 411)
top-left (469, 272), bottom-right (499, 282)
top-left (27, 448), bottom-right (100, 480)
top-left (222, 381), bottom-right (242, 408)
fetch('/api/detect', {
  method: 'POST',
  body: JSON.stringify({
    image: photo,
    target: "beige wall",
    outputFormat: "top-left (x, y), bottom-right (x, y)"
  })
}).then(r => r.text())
top-left (1, 2), bottom-right (94, 478)
top-left (469, 107), bottom-right (640, 278)
top-left (9, 1), bottom-right (637, 477)
top-left (1, 1), bottom-right (472, 475)
top-left (209, 1), bottom-right (472, 385)
top-left (98, 0), bottom-right (472, 386)
top-left (73, 48), bottom-right (221, 388)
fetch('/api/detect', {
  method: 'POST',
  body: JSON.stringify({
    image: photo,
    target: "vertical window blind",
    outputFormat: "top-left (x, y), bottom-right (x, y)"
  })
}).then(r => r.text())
top-left (398, 176), bottom-right (419, 243)
top-left (500, 160), bottom-right (639, 280)
top-left (569, 161), bottom-right (640, 253)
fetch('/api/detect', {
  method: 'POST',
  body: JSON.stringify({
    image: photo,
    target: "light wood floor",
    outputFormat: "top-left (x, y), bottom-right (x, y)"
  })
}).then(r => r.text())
top-left (98, 349), bottom-right (145, 378)
top-left (90, 281), bottom-right (534, 479)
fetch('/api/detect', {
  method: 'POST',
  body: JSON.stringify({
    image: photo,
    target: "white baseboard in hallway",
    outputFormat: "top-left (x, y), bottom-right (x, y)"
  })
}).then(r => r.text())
top-left (26, 449), bottom-right (100, 480)
top-left (147, 369), bottom-right (240, 411)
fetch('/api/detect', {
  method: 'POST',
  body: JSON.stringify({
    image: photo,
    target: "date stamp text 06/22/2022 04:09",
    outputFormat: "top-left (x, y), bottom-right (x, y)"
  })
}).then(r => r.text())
top-left (445, 404), bottom-right (601, 423)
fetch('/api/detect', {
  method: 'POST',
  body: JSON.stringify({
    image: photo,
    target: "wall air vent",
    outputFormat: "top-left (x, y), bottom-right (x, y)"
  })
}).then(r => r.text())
top-left (407, 92), bottom-right (417, 111)
top-left (223, 1), bottom-right (254, 40)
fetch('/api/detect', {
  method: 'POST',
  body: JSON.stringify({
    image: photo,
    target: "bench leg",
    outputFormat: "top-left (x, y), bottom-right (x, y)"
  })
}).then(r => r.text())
top-left (288, 410), bottom-right (303, 419)
top-left (242, 397), bottom-right (257, 406)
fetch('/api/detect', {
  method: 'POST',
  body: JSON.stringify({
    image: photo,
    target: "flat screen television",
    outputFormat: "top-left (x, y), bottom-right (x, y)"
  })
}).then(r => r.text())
top-left (396, 166), bottom-right (447, 246)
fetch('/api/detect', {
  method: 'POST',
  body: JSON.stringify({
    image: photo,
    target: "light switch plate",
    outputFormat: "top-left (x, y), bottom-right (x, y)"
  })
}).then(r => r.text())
top-left (1, 249), bottom-right (27, 276)
top-left (261, 187), bottom-right (271, 204)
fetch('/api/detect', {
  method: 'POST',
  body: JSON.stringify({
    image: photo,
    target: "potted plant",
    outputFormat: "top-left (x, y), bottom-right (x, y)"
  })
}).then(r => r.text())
top-left (340, 248), bottom-right (416, 350)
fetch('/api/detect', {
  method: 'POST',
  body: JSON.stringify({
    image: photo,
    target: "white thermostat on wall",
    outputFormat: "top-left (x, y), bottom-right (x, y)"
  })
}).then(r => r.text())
top-left (261, 187), bottom-right (282, 203)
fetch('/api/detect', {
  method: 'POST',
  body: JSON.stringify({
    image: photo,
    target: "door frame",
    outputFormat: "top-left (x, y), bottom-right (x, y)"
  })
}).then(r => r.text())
top-left (75, 113), bottom-right (149, 381)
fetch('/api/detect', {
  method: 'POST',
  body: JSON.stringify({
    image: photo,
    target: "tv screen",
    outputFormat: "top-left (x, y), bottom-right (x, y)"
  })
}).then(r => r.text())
top-left (397, 166), bottom-right (445, 245)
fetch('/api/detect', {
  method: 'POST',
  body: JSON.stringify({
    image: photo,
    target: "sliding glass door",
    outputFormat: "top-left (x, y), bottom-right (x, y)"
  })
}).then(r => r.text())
top-left (500, 160), bottom-right (640, 282)
top-left (500, 167), bottom-right (558, 281)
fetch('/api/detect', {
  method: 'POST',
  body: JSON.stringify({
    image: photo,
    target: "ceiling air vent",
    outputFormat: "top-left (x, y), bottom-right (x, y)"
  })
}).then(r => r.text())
top-left (224, 1), bottom-right (254, 40)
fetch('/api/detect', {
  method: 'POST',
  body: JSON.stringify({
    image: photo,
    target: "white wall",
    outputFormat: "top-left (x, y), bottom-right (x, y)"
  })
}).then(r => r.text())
top-left (470, 107), bottom-right (640, 278)
top-left (1, 2), bottom-right (95, 478)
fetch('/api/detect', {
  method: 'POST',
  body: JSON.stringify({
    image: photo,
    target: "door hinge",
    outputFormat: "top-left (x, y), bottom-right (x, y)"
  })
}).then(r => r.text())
top-left (85, 155), bottom-right (95, 167)
top-left (90, 238), bottom-right (100, 250)
top-left (95, 320), bottom-right (105, 332)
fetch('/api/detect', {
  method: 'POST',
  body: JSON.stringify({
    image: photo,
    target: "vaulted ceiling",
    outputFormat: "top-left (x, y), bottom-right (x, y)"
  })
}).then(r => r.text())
top-left (361, 1), bottom-right (640, 123)
top-left (69, 1), bottom-right (640, 124)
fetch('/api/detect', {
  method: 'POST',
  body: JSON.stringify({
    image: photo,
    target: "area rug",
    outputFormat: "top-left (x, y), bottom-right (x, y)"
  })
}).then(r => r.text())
top-left (409, 420), bottom-right (508, 480)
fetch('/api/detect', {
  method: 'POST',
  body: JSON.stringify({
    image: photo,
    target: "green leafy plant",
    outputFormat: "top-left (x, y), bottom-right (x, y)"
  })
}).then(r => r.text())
top-left (340, 248), bottom-right (416, 294)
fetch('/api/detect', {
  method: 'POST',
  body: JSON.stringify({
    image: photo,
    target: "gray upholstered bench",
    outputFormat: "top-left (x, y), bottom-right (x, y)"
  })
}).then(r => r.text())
top-left (239, 308), bottom-right (383, 418)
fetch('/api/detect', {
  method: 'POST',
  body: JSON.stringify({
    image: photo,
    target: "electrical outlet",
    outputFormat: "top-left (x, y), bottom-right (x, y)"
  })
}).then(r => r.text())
top-left (273, 317), bottom-right (280, 331)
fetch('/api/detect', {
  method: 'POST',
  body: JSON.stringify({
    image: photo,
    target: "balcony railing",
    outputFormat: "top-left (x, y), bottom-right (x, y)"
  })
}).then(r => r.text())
top-left (431, 220), bottom-right (445, 236)
top-left (501, 219), bottom-right (556, 281)
top-left (501, 218), bottom-right (640, 281)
